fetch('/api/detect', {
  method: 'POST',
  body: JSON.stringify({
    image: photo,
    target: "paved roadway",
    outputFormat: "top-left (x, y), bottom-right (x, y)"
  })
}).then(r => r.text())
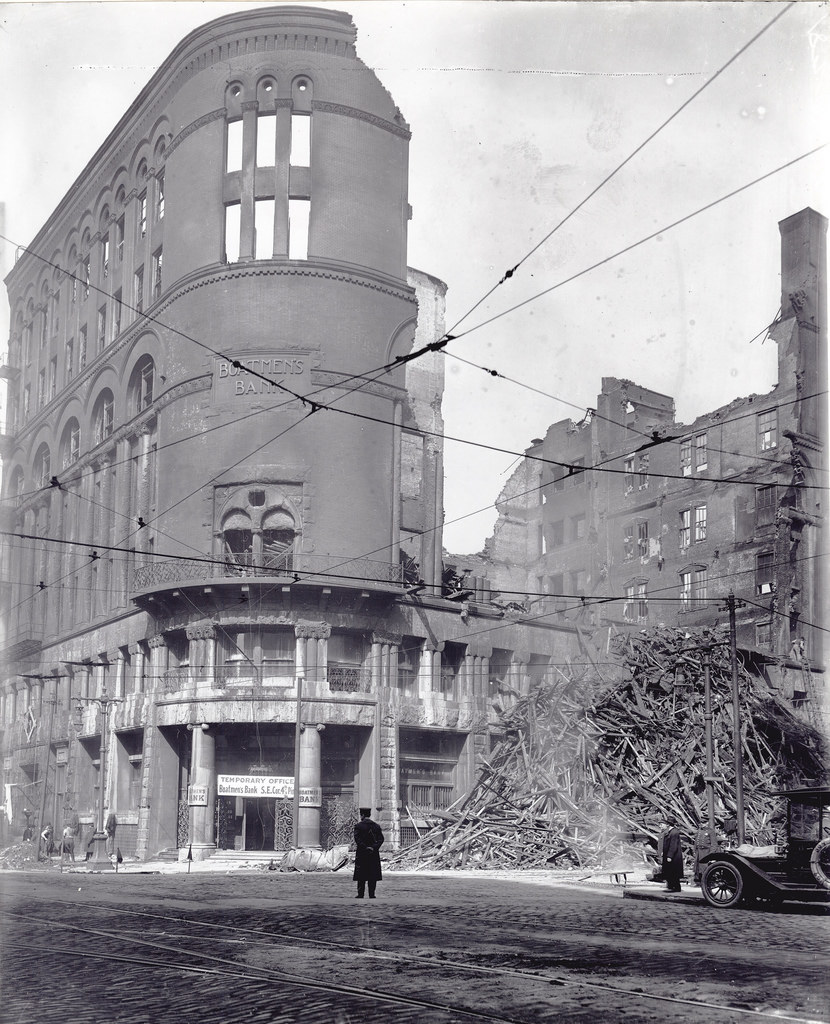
top-left (1, 868), bottom-right (827, 1024)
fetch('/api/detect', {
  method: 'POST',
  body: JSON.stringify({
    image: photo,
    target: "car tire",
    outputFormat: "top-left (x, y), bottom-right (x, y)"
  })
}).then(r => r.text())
top-left (701, 861), bottom-right (745, 908)
top-left (810, 838), bottom-right (830, 890)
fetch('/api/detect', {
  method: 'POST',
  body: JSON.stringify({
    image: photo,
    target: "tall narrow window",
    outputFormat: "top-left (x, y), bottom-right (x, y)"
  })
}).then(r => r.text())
top-left (101, 236), bottom-right (109, 279)
top-left (155, 173), bottom-right (165, 220)
top-left (24, 323), bottom-right (32, 363)
top-left (680, 440), bottom-right (692, 476)
top-left (254, 199), bottom-right (275, 259)
top-left (138, 192), bottom-right (147, 239)
top-left (623, 523), bottom-right (634, 561)
top-left (679, 509), bottom-right (691, 550)
top-left (623, 456), bottom-right (635, 494)
top-left (758, 409), bottom-right (777, 451)
top-left (679, 570), bottom-right (692, 612)
top-left (82, 256), bottom-right (90, 299)
top-left (40, 310), bottom-right (48, 348)
top-left (695, 432), bottom-right (708, 470)
top-left (224, 203), bottom-right (241, 263)
top-left (65, 338), bottom-right (74, 382)
top-left (692, 568), bottom-right (707, 607)
top-left (116, 216), bottom-right (125, 263)
top-left (256, 114), bottom-right (276, 166)
top-left (756, 552), bottom-right (774, 594)
top-left (151, 249), bottom-right (163, 301)
top-left (226, 120), bottom-right (243, 173)
top-left (68, 423), bottom-right (80, 466)
top-left (49, 357), bottom-right (57, 400)
top-left (94, 393), bottom-right (114, 445)
top-left (113, 290), bottom-right (122, 338)
top-left (694, 505), bottom-right (707, 543)
top-left (37, 368), bottom-right (46, 408)
top-left (756, 484), bottom-right (776, 526)
top-left (637, 582), bottom-right (649, 621)
top-left (137, 359), bottom-right (154, 412)
top-left (79, 326), bottom-right (87, 369)
top-left (51, 291), bottom-right (60, 336)
top-left (290, 114), bottom-right (311, 166)
top-left (36, 445), bottom-right (51, 488)
top-left (637, 520), bottom-right (649, 559)
top-left (23, 385), bottom-right (30, 422)
top-left (288, 199), bottom-right (310, 260)
top-left (134, 267), bottom-right (144, 314)
top-left (97, 306), bottom-right (107, 351)
top-left (637, 454), bottom-right (649, 490)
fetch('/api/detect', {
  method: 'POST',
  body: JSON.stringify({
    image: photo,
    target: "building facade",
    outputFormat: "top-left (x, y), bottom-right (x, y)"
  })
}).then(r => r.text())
top-left (0, 7), bottom-right (576, 859)
top-left (473, 208), bottom-right (827, 723)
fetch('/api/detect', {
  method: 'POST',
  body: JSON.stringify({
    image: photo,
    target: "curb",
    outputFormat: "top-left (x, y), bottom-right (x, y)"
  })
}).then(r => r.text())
top-left (623, 886), bottom-right (704, 906)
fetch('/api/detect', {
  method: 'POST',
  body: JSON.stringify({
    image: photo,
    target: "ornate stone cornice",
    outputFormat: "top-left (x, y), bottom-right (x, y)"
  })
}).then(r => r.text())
top-left (147, 634), bottom-right (167, 649)
top-left (312, 100), bottom-right (410, 140)
top-left (372, 630), bottom-right (402, 646)
top-left (310, 369), bottom-right (401, 402)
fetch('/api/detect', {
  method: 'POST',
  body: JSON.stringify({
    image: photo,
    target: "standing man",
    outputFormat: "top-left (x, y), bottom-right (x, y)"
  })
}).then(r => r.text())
top-left (353, 808), bottom-right (384, 899)
top-left (661, 818), bottom-right (684, 893)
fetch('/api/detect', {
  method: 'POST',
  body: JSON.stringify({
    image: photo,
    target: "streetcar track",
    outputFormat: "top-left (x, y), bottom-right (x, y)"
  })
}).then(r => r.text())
top-left (1, 898), bottom-right (825, 1024)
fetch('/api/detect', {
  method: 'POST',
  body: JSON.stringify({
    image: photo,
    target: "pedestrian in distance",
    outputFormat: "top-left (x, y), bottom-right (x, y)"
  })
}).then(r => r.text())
top-left (661, 818), bottom-right (684, 893)
top-left (105, 812), bottom-right (117, 859)
top-left (353, 807), bottom-right (384, 899)
top-left (61, 823), bottom-right (76, 863)
top-left (40, 822), bottom-right (54, 858)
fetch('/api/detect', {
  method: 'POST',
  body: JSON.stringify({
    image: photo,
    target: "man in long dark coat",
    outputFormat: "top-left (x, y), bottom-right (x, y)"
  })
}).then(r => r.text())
top-left (353, 808), bottom-right (384, 898)
top-left (661, 818), bottom-right (684, 892)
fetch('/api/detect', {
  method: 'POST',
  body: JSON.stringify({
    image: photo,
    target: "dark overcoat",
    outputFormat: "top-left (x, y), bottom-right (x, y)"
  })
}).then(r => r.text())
top-left (353, 818), bottom-right (384, 882)
top-left (661, 826), bottom-right (683, 885)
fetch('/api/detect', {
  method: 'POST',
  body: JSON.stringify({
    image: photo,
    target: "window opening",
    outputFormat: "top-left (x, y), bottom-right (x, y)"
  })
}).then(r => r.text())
top-left (138, 192), bottom-right (147, 238)
top-left (256, 114), bottom-right (276, 166)
top-left (97, 306), bottom-right (106, 351)
top-left (37, 369), bottom-right (45, 408)
top-left (226, 120), bottom-right (243, 173)
top-left (290, 114), bottom-right (311, 166)
top-left (758, 409), bottom-right (777, 451)
top-left (113, 290), bottom-right (122, 338)
top-left (680, 440), bottom-right (692, 476)
top-left (756, 552), bottom-right (774, 595)
top-left (95, 394), bottom-right (114, 445)
top-left (254, 199), bottom-right (275, 259)
top-left (694, 505), bottom-right (707, 543)
top-left (288, 199), bottom-right (310, 260)
top-left (623, 523), bottom-right (634, 561)
top-left (65, 338), bottom-right (74, 382)
top-left (152, 248), bottom-right (163, 302)
top-left (224, 203), bottom-right (241, 263)
top-left (695, 432), bottom-right (708, 470)
top-left (79, 326), bottom-right (87, 369)
top-left (101, 236), bottom-right (109, 279)
top-left (156, 173), bottom-right (165, 220)
top-left (134, 267), bottom-right (144, 314)
top-left (679, 509), bottom-right (691, 550)
top-left (49, 357), bottom-right (57, 401)
top-left (116, 216), bottom-right (125, 263)
top-left (637, 520), bottom-right (649, 559)
top-left (624, 456), bottom-right (635, 494)
top-left (756, 484), bottom-right (776, 526)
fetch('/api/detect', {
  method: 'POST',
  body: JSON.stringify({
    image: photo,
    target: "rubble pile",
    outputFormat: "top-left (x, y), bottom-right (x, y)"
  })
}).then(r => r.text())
top-left (0, 841), bottom-right (54, 871)
top-left (391, 627), bottom-right (827, 870)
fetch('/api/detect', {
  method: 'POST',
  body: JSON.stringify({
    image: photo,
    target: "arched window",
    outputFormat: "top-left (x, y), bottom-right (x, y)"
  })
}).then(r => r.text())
top-left (129, 355), bottom-right (155, 414)
top-left (261, 509), bottom-right (295, 570)
top-left (35, 443), bottom-right (51, 488)
top-left (61, 418), bottom-right (81, 469)
top-left (93, 389), bottom-right (114, 445)
top-left (222, 511), bottom-right (253, 571)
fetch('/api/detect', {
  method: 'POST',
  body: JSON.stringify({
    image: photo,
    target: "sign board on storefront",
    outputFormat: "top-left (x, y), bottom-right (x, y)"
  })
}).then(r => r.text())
top-left (187, 784), bottom-right (209, 806)
top-left (216, 775), bottom-right (321, 806)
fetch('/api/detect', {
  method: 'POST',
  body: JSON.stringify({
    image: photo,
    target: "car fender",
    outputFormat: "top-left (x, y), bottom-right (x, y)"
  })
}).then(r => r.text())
top-left (698, 851), bottom-right (782, 892)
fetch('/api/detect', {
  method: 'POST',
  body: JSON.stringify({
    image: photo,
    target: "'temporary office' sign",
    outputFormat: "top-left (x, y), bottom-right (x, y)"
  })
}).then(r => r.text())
top-left (214, 353), bottom-right (307, 402)
top-left (216, 774), bottom-right (321, 806)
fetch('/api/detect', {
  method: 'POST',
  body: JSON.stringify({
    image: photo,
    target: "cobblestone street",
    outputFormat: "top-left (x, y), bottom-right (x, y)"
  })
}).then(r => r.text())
top-left (2, 868), bottom-right (828, 1023)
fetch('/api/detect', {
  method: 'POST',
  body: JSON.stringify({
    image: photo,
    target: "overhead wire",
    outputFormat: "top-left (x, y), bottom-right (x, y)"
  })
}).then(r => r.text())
top-left (443, 1), bottom-right (798, 337)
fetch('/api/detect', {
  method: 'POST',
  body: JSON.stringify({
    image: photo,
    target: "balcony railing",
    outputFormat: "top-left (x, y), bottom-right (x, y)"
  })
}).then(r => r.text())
top-left (133, 551), bottom-right (402, 592)
top-left (327, 664), bottom-right (370, 693)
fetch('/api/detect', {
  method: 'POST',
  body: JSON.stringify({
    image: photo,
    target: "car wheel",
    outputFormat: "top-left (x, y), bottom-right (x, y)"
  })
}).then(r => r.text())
top-left (810, 838), bottom-right (830, 890)
top-left (702, 861), bottom-right (745, 908)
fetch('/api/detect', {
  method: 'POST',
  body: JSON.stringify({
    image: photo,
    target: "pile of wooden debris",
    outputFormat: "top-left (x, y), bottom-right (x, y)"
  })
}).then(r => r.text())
top-left (391, 627), bottom-right (826, 870)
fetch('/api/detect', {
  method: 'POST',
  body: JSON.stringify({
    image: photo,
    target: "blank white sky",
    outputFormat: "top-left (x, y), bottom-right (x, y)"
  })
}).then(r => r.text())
top-left (1, 1), bottom-right (827, 552)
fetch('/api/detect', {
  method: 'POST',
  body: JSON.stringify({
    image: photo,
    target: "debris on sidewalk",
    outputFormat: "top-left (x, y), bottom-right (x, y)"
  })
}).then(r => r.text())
top-left (390, 626), bottom-right (826, 871)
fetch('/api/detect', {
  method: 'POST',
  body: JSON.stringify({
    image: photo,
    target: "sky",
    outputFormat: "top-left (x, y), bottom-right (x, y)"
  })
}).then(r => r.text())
top-left (1, 0), bottom-right (827, 554)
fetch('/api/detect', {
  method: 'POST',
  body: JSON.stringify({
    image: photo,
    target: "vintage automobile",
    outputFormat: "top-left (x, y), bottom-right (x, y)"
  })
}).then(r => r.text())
top-left (699, 786), bottom-right (830, 908)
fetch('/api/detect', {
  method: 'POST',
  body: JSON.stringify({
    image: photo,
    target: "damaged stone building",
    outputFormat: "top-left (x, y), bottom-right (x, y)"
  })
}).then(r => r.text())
top-left (0, 6), bottom-right (577, 859)
top-left (471, 208), bottom-right (826, 725)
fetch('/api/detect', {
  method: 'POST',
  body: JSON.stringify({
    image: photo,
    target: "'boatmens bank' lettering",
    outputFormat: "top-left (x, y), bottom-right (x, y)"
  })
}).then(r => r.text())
top-left (218, 358), bottom-right (305, 377)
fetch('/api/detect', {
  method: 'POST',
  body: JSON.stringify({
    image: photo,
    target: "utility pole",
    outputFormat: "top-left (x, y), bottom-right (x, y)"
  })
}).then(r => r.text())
top-left (700, 651), bottom-right (717, 839)
top-left (721, 592), bottom-right (746, 844)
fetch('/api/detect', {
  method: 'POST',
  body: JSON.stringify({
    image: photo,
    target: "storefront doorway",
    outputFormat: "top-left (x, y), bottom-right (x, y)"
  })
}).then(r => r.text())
top-left (244, 798), bottom-right (276, 851)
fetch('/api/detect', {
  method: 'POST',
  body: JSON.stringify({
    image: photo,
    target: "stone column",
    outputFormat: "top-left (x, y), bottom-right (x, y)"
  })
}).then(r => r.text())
top-left (147, 635), bottom-right (169, 694)
top-left (188, 724), bottom-right (216, 860)
top-left (390, 399), bottom-right (402, 566)
top-left (128, 642), bottom-right (145, 694)
top-left (110, 649), bottom-right (127, 700)
top-left (297, 724), bottom-right (323, 849)
top-left (272, 99), bottom-right (292, 257)
top-left (239, 101), bottom-right (258, 260)
top-left (112, 437), bottom-right (132, 606)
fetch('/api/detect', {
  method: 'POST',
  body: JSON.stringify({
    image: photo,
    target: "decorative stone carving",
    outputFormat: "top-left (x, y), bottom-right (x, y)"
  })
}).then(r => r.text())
top-left (167, 109), bottom-right (227, 157)
top-left (147, 634), bottom-right (167, 649)
top-left (295, 622), bottom-right (331, 640)
top-left (185, 622), bottom-right (216, 641)
top-left (371, 630), bottom-right (402, 646)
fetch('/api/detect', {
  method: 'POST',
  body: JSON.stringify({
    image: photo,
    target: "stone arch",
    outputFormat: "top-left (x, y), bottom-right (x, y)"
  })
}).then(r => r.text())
top-left (386, 315), bottom-right (417, 365)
